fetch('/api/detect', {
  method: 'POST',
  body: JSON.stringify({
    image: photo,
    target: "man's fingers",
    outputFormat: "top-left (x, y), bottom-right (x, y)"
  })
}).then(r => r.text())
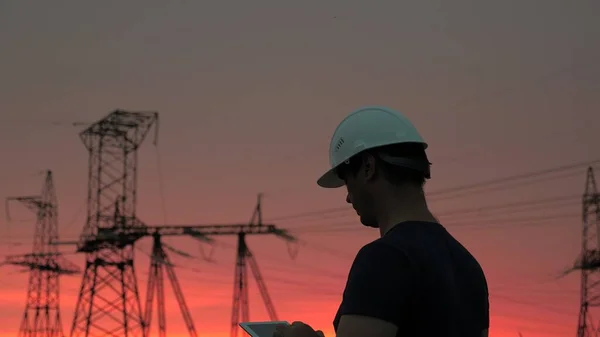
top-left (273, 324), bottom-right (287, 337)
top-left (273, 321), bottom-right (321, 337)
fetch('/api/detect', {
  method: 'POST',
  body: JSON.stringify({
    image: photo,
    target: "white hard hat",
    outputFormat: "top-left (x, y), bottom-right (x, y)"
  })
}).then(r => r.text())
top-left (317, 106), bottom-right (428, 188)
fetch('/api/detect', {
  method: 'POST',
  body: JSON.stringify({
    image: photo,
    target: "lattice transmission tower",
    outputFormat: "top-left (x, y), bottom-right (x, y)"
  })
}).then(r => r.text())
top-left (575, 166), bottom-right (600, 337)
top-left (143, 232), bottom-right (198, 337)
top-left (52, 110), bottom-right (295, 337)
top-left (230, 194), bottom-right (281, 337)
top-left (90, 194), bottom-right (296, 337)
top-left (69, 110), bottom-right (158, 337)
top-left (2, 170), bottom-right (79, 337)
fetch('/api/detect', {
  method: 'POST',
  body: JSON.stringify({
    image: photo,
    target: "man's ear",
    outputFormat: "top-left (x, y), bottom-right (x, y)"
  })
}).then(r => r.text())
top-left (363, 153), bottom-right (377, 181)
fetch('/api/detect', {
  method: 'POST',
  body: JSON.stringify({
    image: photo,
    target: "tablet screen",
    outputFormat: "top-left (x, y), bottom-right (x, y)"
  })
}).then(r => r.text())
top-left (239, 321), bottom-right (289, 337)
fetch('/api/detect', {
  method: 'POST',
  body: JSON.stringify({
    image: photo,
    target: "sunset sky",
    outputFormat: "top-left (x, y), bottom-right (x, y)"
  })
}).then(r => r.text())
top-left (1, 1), bottom-right (600, 337)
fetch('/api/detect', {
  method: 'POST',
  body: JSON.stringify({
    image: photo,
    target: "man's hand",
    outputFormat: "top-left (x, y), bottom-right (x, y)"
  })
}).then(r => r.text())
top-left (273, 321), bottom-right (325, 337)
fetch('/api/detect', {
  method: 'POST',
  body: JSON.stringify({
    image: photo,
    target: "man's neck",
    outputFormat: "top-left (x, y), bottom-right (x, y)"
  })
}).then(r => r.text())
top-left (375, 192), bottom-right (437, 237)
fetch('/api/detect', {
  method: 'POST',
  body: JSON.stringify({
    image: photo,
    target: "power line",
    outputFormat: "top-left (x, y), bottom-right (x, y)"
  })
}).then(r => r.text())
top-left (291, 214), bottom-right (576, 235)
top-left (284, 195), bottom-right (580, 234)
top-left (428, 169), bottom-right (584, 201)
top-left (492, 293), bottom-right (574, 317)
top-left (132, 219), bottom-right (578, 336)
top-left (281, 193), bottom-right (580, 230)
top-left (434, 194), bottom-right (579, 218)
top-left (265, 159), bottom-right (599, 223)
top-left (430, 159), bottom-right (598, 197)
top-left (4, 196), bottom-right (578, 260)
top-left (160, 242), bottom-right (577, 321)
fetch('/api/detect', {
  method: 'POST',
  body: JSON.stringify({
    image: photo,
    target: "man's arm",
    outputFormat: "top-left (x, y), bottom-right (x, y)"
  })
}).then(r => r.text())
top-left (335, 242), bottom-right (413, 337)
top-left (336, 315), bottom-right (397, 337)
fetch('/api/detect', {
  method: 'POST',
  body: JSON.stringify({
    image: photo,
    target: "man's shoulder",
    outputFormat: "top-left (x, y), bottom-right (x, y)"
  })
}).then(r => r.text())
top-left (370, 221), bottom-right (441, 257)
top-left (381, 220), bottom-right (442, 243)
top-left (350, 238), bottom-right (412, 274)
top-left (375, 221), bottom-right (487, 283)
top-left (381, 221), bottom-right (475, 258)
top-left (350, 222), bottom-right (436, 268)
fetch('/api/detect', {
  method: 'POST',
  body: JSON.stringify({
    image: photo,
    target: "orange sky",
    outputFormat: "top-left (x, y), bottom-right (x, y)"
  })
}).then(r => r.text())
top-left (1, 1), bottom-right (600, 336)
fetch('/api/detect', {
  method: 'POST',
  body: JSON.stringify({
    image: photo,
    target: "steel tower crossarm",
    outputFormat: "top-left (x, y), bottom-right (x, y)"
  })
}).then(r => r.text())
top-left (88, 194), bottom-right (296, 245)
top-left (5, 252), bottom-right (79, 275)
top-left (96, 223), bottom-right (295, 240)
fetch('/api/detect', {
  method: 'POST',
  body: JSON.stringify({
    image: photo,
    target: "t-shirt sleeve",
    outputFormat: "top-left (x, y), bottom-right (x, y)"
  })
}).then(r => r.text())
top-left (337, 241), bottom-right (413, 328)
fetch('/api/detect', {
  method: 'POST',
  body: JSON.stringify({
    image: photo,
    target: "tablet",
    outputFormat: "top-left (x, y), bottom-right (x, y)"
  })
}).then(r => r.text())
top-left (239, 321), bottom-right (290, 337)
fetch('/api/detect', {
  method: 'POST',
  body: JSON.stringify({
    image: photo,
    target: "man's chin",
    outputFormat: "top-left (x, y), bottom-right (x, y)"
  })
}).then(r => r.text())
top-left (359, 217), bottom-right (379, 228)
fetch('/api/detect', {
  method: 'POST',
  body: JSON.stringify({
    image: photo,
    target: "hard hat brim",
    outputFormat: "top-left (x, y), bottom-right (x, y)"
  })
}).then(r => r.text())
top-left (317, 168), bottom-right (345, 188)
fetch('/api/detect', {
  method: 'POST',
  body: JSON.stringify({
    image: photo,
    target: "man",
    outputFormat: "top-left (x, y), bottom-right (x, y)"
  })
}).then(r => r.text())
top-left (274, 106), bottom-right (489, 337)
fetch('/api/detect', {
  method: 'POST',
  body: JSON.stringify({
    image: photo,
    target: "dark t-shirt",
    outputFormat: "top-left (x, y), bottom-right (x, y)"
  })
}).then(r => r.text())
top-left (333, 221), bottom-right (489, 337)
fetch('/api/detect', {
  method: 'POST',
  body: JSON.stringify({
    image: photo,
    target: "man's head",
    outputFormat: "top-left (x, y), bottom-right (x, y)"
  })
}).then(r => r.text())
top-left (317, 106), bottom-right (431, 228)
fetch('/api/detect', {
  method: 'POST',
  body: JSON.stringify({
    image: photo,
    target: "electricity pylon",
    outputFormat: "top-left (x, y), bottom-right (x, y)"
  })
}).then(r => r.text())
top-left (143, 232), bottom-right (198, 337)
top-left (49, 110), bottom-right (295, 337)
top-left (230, 194), bottom-right (279, 337)
top-left (575, 167), bottom-right (600, 337)
top-left (69, 110), bottom-right (158, 337)
top-left (95, 195), bottom-right (296, 337)
top-left (2, 170), bottom-right (79, 337)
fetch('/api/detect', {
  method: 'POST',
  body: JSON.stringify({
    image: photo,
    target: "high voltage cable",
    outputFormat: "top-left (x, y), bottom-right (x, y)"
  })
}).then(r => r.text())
top-left (166, 249), bottom-right (576, 321)
top-left (0, 195), bottom-right (583, 267)
top-left (265, 159), bottom-right (598, 222)
top-left (2, 206), bottom-right (578, 263)
top-left (1, 199), bottom-right (580, 259)
top-left (492, 294), bottom-right (573, 317)
top-left (7, 151), bottom-right (587, 243)
top-left (280, 193), bottom-right (580, 229)
top-left (127, 224), bottom-right (578, 329)
top-left (45, 256), bottom-right (580, 310)
top-left (433, 194), bottom-right (579, 218)
top-left (264, 169), bottom-right (579, 223)
top-left (185, 277), bottom-right (572, 330)
top-left (157, 238), bottom-right (351, 282)
top-left (304, 213), bottom-right (579, 233)
top-left (271, 170), bottom-right (581, 228)
top-left (427, 169), bottom-right (583, 201)
top-left (292, 212), bottom-right (578, 234)
top-left (267, 206), bottom-right (349, 223)
top-left (429, 159), bottom-right (598, 196)
top-left (219, 207), bottom-right (579, 266)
